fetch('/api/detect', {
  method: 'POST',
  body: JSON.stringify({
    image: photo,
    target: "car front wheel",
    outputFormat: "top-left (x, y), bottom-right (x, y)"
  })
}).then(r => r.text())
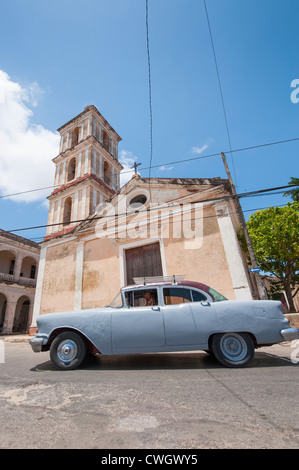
top-left (50, 331), bottom-right (86, 370)
top-left (211, 332), bottom-right (255, 368)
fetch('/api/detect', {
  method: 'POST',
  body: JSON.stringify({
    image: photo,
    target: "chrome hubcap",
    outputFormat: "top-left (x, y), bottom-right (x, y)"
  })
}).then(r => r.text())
top-left (220, 334), bottom-right (247, 362)
top-left (57, 339), bottom-right (77, 363)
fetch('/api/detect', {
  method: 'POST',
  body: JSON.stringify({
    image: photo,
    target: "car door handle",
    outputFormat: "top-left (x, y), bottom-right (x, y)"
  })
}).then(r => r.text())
top-left (151, 306), bottom-right (160, 311)
top-left (201, 301), bottom-right (210, 307)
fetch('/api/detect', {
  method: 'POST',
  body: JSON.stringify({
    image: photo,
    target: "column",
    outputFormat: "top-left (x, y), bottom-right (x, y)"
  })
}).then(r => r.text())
top-left (73, 191), bottom-right (79, 223)
top-left (31, 246), bottom-right (48, 328)
top-left (55, 200), bottom-right (62, 232)
top-left (59, 135), bottom-right (64, 153)
top-left (62, 161), bottom-right (67, 185)
top-left (13, 254), bottom-right (23, 279)
top-left (54, 163), bottom-right (61, 187)
top-left (74, 243), bottom-right (84, 310)
top-left (92, 148), bottom-right (97, 175)
top-left (47, 202), bottom-right (55, 235)
top-left (87, 116), bottom-right (91, 136)
top-left (77, 152), bottom-right (82, 179)
top-left (214, 203), bottom-right (252, 300)
top-left (93, 189), bottom-right (98, 213)
top-left (81, 188), bottom-right (86, 220)
top-left (111, 167), bottom-right (115, 190)
top-left (99, 155), bottom-right (103, 180)
top-left (2, 301), bottom-right (17, 334)
top-left (84, 148), bottom-right (89, 174)
top-left (93, 118), bottom-right (97, 137)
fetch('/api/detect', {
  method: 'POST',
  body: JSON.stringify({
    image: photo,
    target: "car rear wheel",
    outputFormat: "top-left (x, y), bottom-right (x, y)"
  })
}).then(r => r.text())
top-left (50, 331), bottom-right (86, 370)
top-left (211, 332), bottom-right (254, 368)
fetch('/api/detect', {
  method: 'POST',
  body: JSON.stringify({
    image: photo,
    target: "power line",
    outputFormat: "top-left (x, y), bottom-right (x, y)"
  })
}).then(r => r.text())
top-left (5, 183), bottom-right (298, 234)
top-left (0, 184), bottom-right (59, 199)
top-left (12, 201), bottom-right (293, 244)
top-left (1, 136), bottom-right (299, 200)
top-left (203, 0), bottom-right (237, 187)
top-left (146, 0), bottom-right (153, 201)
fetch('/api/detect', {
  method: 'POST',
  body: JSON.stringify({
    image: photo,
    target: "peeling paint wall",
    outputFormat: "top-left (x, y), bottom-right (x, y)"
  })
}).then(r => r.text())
top-left (40, 241), bottom-right (76, 314)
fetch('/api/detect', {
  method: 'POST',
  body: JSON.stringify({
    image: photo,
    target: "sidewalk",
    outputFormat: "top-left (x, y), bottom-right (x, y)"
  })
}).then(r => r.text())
top-left (1, 334), bottom-right (31, 343)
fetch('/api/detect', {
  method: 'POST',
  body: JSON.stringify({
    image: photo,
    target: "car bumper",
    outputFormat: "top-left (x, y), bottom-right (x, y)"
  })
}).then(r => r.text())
top-left (281, 328), bottom-right (299, 342)
top-left (29, 336), bottom-right (48, 353)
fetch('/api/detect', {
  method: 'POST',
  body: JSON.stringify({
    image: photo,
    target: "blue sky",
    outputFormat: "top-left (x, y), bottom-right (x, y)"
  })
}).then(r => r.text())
top-left (0, 0), bottom-right (298, 242)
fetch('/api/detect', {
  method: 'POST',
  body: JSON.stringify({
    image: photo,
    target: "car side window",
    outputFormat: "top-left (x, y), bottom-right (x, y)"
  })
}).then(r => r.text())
top-left (163, 287), bottom-right (192, 305)
top-left (190, 289), bottom-right (207, 302)
top-left (125, 289), bottom-right (158, 308)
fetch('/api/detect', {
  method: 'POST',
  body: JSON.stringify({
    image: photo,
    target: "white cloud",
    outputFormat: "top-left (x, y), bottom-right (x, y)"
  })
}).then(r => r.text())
top-left (191, 144), bottom-right (208, 155)
top-left (159, 165), bottom-right (174, 171)
top-left (0, 70), bottom-right (59, 202)
top-left (119, 150), bottom-right (138, 187)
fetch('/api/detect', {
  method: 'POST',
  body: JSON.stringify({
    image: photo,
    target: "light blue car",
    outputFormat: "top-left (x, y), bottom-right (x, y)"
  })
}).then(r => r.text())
top-left (30, 279), bottom-right (299, 370)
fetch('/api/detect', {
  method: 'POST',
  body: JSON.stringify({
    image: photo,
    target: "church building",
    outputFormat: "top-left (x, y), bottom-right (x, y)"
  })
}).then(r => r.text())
top-left (31, 106), bottom-right (256, 328)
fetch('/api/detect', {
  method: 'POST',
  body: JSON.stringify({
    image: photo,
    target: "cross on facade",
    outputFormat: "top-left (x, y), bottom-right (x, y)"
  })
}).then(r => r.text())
top-left (131, 161), bottom-right (141, 174)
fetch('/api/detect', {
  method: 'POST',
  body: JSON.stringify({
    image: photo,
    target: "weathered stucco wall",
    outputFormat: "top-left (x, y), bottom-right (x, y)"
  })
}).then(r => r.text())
top-left (82, 238), bottom-right (120, 309)
top-left (163, 206), bottom-right (236, 300)
top-left (40, 241), bottom-right (76, 314)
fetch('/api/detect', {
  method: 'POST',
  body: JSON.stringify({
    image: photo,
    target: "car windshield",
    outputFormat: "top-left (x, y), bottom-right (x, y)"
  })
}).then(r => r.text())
top-left (107, 291), bottom-right (123, 308)
top-left (208, 287), bottom-right (227, 302)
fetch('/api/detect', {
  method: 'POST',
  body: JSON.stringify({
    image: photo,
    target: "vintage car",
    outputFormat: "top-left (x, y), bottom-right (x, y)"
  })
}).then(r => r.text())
top-left (30, 277), bottom-right (299, 370)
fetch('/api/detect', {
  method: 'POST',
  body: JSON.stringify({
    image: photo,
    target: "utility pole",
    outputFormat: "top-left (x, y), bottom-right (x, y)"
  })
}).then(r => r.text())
top-left (221, 152), bottom-right (268, 300)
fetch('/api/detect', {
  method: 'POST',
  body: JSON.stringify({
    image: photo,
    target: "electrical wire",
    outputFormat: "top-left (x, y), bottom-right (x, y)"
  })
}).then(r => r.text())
top-left (146, 0), bottom-right (153, 201)
top-left (0, 136), bottom-right (299, 200)
top-left (9, 201), bottom-right (293, 244)
top-left (203, 0), bottom-right (237, 188)
top-left (4, 183), bottom-right (298, 235)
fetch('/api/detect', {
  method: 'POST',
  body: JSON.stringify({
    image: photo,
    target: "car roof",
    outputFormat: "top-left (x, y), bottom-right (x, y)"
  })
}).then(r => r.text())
top-left (122, 280), bottom-right (211, 293)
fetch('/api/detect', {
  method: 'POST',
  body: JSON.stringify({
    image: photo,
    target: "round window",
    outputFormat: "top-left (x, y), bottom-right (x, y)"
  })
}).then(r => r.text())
top-left (128, 194), bottom-right (147, 210)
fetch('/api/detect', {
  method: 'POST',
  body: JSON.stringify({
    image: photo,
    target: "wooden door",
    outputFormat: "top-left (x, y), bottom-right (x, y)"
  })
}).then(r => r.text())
top-left (125, 242), bottom-right (163, 285)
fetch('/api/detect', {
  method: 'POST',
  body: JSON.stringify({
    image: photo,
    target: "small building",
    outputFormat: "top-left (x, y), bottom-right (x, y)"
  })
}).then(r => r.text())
top-left (31, 106), bottom-right (256, 328)
top-left (0, 230), bottom-right (40, 334)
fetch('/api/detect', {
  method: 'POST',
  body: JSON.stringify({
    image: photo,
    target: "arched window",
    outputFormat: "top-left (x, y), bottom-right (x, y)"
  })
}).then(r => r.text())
top-left (103, 161), bottom-right (110, 185)
top-left (0, 250), bottom-right (16, 275)
top-left (102, 130), bottom-right (109, 152)
top-left (0, 293), bottom-right (7, 332)
top-left (63, 197), bottom-right (72, 225)
top-left (13, 296), bottom-right (30, 333)
top-left (20, 256), bottom-right (37, 279)
top-left (71, 127), bottom-right (80, 147)
top-left (67, 158), bottom-right (76, 181)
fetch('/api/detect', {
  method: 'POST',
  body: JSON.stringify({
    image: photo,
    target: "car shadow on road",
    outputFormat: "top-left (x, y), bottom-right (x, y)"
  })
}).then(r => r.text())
top-left (30, 350), bottom-right (296, 372)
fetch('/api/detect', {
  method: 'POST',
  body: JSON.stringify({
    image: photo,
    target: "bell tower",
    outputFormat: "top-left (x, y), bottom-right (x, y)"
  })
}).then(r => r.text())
top-left (45, 105), bottom-right (123, 240)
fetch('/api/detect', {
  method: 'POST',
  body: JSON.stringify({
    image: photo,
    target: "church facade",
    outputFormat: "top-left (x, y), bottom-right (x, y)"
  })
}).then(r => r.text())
top-left (31, 106), bottom-right (256, 328)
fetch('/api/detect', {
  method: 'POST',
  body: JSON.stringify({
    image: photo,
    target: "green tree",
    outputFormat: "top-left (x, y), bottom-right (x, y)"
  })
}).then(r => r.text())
top-left (283, 177), bottom-right (299, 202)
top-left (247, 202), bottom-right (299, 312)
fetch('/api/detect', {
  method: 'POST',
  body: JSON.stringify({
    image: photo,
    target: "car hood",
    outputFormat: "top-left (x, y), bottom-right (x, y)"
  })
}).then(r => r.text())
top-left (36, 307), bottom-right (112, 332)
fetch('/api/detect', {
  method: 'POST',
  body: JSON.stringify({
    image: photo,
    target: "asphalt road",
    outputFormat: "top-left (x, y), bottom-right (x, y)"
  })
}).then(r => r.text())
top-left (0, 340), bottom-right (299, 450)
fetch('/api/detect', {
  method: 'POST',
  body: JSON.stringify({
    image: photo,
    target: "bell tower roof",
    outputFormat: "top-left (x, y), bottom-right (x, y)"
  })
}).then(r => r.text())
top-left (57, 105), bottom-right (122, 143)
top-left (44, 105), bottom-right (123, 241)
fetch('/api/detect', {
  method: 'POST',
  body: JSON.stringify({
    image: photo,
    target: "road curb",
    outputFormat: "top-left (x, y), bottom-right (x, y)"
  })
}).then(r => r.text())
top-left (1, 335), bottom-right (31, 343)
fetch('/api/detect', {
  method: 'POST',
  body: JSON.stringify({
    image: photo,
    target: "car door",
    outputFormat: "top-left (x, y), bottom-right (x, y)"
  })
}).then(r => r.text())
top-left (111, 288), bottom-right (166, 353)
top-left (161, 287), bottom-right (200, 346)
top-left (161, 286), bottom-right (213, 347)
